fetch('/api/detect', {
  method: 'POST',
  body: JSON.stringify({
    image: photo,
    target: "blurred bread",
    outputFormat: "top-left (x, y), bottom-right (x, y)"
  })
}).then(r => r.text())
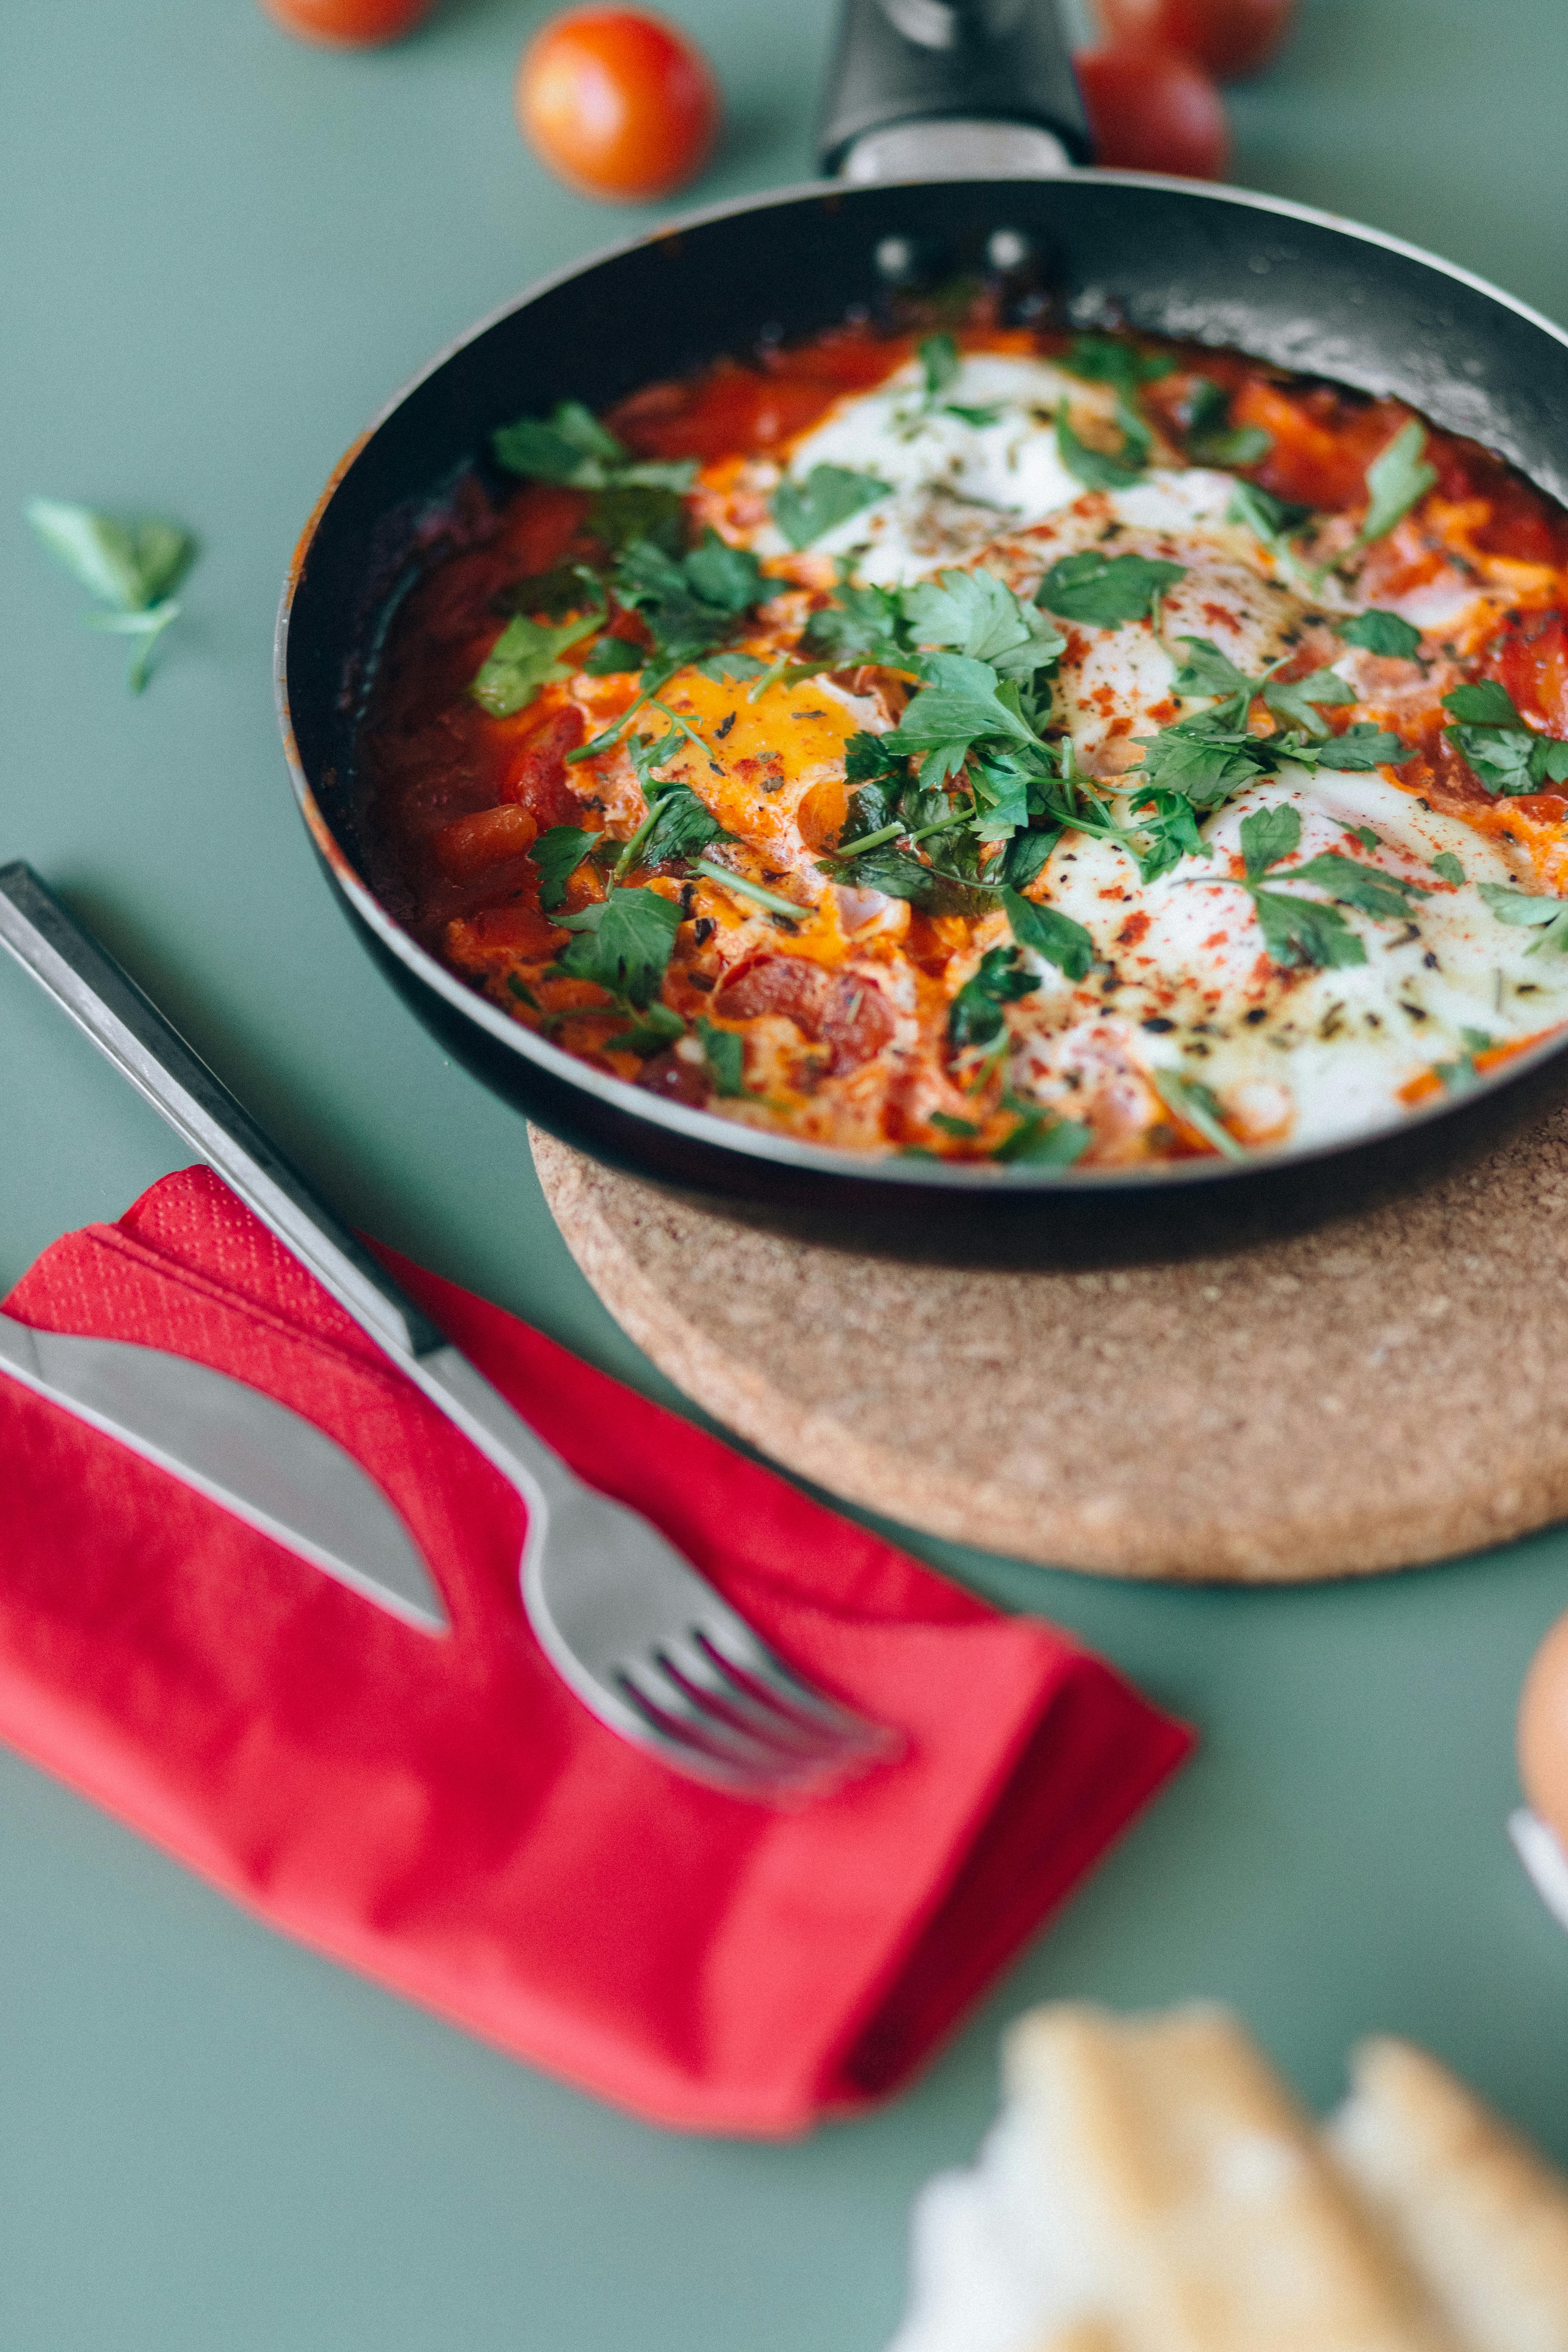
top-left (1328, 2037), bottom-right (1568, 2352)
top-left (890, 2005), bottom-right (1568, 2352)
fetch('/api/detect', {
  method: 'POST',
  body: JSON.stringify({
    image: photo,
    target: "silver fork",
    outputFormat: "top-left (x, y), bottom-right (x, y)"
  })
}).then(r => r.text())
top-left (0, 862), bottom-right (896, 1802)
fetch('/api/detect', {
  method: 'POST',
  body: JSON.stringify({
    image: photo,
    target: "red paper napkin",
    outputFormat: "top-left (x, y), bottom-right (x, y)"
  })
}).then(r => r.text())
top-left (0, 1166), bottom-right (1191, 2136)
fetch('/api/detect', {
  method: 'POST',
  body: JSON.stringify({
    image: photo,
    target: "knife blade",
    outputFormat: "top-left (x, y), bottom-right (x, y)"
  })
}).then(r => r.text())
top-left (0, 1311), bottom-right (447, 1634)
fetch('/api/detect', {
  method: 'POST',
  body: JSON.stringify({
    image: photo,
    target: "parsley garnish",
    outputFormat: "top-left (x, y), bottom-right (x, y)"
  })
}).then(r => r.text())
top-left (1191, 804), bottom-right (1430, 971)
top-left (1037, 550), bottom-right (1187, 628)
top-left (1056, 404), bottom-right (1146, 491)
top-left (901, 568), bottom-right (1065, 680)
top-left (695, 1017), bottom-right (746, 1095)
top-left (1430, 851), bottom-right (1466, 885)
top-left (1131, 635), bottom-right (1412, 810)
top-left (1441, 680), bottom-right (1568, 796)
top-left (470, 605), bottom-right (603, 717)
top-left (1339, 609), bottom-right (1423, 660)
top-left (1477, 882), bottom-right (1568, 954)
top-left (991, 1098), bottom-right (1093, 1165)
top-left (1152, 1069), bottom-right (1244, 1158)
top-left (552, 887), bottom-right (684, 1008)
top-left (1182, 378), bottom-right (1272, 469)
top-left (491, 401), bottom-right (695, 495)
top-left (772, 465), bottom-right (891, 550)
top-left (1000, 885), bottom-right (1095, 980)
top-left (1354, 421), bottom-right (1436, 554)
top-left (1227, 480), bottom-right (1316, 574)
top-left (947, 944), bottom-right (1041, 1052)
top-left (26, 498), bottom-right (197, 692)
top-left (531, 823), bottom-right (598, 911)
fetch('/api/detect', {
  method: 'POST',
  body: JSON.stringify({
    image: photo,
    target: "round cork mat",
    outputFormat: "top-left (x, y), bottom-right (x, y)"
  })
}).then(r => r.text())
top-left (530, 1116), bottom-right (1568, 1583)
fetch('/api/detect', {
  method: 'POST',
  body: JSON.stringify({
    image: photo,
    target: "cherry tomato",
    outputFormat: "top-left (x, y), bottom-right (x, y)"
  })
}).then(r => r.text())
top-left (259, 0), bottom-right (437, 46)
top-left (1096, 0), bottom-right (1295, 80)
top-left (517, 9), bottom-right (720, 204)
top-left (1076, 42), bottom-right (1230, 179)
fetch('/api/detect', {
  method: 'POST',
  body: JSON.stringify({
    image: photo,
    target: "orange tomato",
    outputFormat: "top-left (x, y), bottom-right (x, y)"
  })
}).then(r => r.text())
top-left (260, 0), bottom-right (437, 46)
top-left (1096, 0), bottom-right (1295, 80)
top-left (1076, 42), bottom-right (1230, 179)
top-left (516, 9), bottom-right (720, 204)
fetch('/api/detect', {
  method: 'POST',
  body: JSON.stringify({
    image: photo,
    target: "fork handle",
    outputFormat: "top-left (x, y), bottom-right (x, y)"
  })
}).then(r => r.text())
top-left (0, 862), bottom-right (446, 1366)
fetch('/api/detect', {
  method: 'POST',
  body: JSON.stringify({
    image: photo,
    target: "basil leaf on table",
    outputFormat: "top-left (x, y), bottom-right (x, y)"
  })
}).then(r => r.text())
top-left (26, 497), bottom-right (197, 693)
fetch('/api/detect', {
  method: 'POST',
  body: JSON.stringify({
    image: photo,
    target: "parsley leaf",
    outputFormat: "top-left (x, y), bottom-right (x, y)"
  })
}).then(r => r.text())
top-left (612, 530), bottom-right (781, 673)
top-left (772, 464), bottom-right (891, 550)
top-left (1037, 550), bottom-right (1187, 627)
top-left (1227, 480), bottom-right (1315, 561)
top-left (581, 634), bottom-right (646, 675)
top-left (553, 887), bottom-right (684, 1008)
top-left (1285, 852), bottom-right (1429, 921)
top-left (1182, 378), bottom-right (1272, 469)
top-left (492, 401), bottom-right (695, 494)
top-left (992, 1105), bottom-right (1093, 1165)
top-left (902, 569), bottom-right (1065, 680)
top-left (1057, 403), bottom-right (1145, 490)
top-left (26, 497), bottom-right (197, 692)
top-left (1133, 723), bottom-right (1265, 806)
top-left (1152, 1069), bottom-right (1245, 1158)
top-left (614, 1001), bottom-right (687, 1057)
top-left (885, 650), bottom-right (1038, 784)
top-left (919, 333), bottom-right (962, 404)
top-left (1250, 886), bottom-right (1368, 969)
top-left (1260, 665), bottom-right (1356, 738)
top-left (696, 1017), bottom-right (746, 1095)
top-left (1063, 337), bottom-right (1175, 393)
top-left (587, 482), bottom-right (688, 555)
top-left (1441, 681), bottom-right (1568, 795)
top-left (830, 842), bottom-right (989, 916)
top-left (1339, 609), bottom-right (1423, 660)
top-left (1431, 851), bottom-right (1466, 885)
top-left (1001, 886), bottom-right (1095, 980)
top-left (640, 781), bottom-right (728, 867)
top-left (1313, 723), bottom-right (1415, 771)
top-left (947, 943), bottom-right (1041, 1052)
top-left (531, 823), bottom-right (597, 912)
top-left (797, 577), bottom-right (914, 673)
top-left (1478, 882), bottom-right (1568, 954)
top-left (1355, 421), bottom-right (1437, 551)
top-left (1173, 635), bottom-right (1254, 710)
top-left (1240, 802), bottom-right (1302, 876)
top-left (1126, 784), bottom-right (1207, 883)
top-left (998, 825), bottom-right (1062, 890)
top-left (470, 606), bottom-right (602, 717)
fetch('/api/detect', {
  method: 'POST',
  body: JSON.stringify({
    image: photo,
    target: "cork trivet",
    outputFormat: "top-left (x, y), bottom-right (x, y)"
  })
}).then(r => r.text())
top-left (530, 1115), bottom-right (1568, 1583)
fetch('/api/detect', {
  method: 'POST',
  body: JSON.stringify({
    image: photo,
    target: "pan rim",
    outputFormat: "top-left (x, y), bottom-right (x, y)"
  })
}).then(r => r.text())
top-left (274, 169), bottom-right (1568, 1200)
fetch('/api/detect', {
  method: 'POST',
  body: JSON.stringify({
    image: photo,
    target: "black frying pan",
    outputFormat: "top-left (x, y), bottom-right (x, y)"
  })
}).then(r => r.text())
top-left (276, 0), bottom-right (1568, 1263)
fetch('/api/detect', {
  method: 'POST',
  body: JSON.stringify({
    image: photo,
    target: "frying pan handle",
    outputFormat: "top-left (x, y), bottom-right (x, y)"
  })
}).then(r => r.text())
top-left (818, 0), bottom-right (1092, 179)
top-left (0, 860), bottom-right (447, 1367)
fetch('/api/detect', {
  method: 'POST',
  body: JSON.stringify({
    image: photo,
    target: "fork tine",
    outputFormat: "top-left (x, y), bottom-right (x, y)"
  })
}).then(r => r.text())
top-left (698, 1619), bottom-right (901, 1762)
top-left (617, 1655), bottom-right (818, 1783)
top-left (658, 1632), bottom-right (853, 1762)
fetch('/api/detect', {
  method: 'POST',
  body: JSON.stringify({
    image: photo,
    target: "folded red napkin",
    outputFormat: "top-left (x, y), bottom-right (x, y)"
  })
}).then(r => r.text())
top-left (0, 1166), bottom-right (1191, 2135)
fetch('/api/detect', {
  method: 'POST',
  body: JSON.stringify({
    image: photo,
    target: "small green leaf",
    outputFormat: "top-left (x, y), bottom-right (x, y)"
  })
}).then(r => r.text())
top-left (531, 824), bottom-right (597, 912)
top-left (1286, 851), bottom-right (1429, 920)
top-left (1250, 887), bottom-right (1368, 970)
top-left (1261, 665), bottom-right (1357, 738)
top-left (1314, 723), bottom-right (1415, 771)
top-left (1152, 1069), bottom-right (1245, 1158)
top-left (470, 608), bottom-right (602, 717)
top-left (1240, 803), bottom-right (1302, 878)
top-left (1444, 680), bottom-right (1525, 729)
top-left (1430, 851), bottom-right (1466, 885)
top-left (1173, 636), bottom-right (1254, 704)
top-left (918, 333), bottom-right (961, 405)
top-left (1056, 404), bottom-right (1145, 491)
top-left (614, 1000), bottom-right (687, 1056)
top-left (695, 1017), bottom-right (746, 1096)
top-left (1001, 887), bottom-right (1095, 980)
top-left (947, 943), bottom-right (1040, 1052)
top-left (1339, 609), bottom-right (1423, 660)
top-left (772, 464), bottom-right (891, 550)
top-left (992, 1109), bottom-right (1092, 1165)
top-left (885, 651), bottom-right (1039, 775)
top-left (1227, 480), bottom-right (1314, 548)
top-left (930, 1111), bottom-right (982, 1138)
top-left (492, 401), bottom-right (695, 494)
top-left (1183, 380), bottom-right (1272, 468)
top-left (902, 570), bottom-right (1065, 680)
top-left (1037, 550), bottom-right (1187, 628)
top-left (581, 634), bottom-right (646, 675)
top-left (553, 887), bottom-right (684, 1008)
top-left (1355, 420), bottom-right (1437, 550)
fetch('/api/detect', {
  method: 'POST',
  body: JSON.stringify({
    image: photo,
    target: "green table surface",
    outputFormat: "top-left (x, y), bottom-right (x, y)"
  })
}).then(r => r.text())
top-left (4, 3), bottom-right (1568, 2344)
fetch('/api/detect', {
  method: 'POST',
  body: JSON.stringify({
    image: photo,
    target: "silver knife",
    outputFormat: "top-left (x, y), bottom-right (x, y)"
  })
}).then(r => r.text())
top-left (0, 1310), bottom-right (447, 1634)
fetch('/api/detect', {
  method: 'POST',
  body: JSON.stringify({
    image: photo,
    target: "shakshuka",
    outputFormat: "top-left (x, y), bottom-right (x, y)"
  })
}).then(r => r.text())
top-left (358, 319), bottom-right (1568, 1169)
